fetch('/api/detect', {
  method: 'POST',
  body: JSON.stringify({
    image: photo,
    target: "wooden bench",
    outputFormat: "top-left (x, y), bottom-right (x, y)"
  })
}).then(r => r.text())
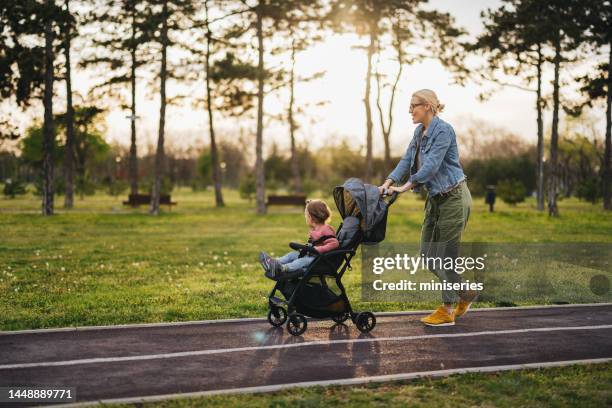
top-left (123, 194), bottom-right (177, 209)
top-left (266, 194), bottom-right (307, 207)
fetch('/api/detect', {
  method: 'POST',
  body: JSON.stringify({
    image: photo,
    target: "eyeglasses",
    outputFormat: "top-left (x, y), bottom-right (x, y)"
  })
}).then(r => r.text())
top-left (409, 103), bottom-right (425, 111)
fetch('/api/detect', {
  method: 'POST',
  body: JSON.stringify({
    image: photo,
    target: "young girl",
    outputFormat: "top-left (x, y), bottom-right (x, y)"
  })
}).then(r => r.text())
top-left (259, 199), bottom-right (339, 280)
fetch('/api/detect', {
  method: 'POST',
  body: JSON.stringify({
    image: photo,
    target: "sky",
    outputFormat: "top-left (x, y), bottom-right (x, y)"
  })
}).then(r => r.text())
top-left (5, 0), bottom-right (603, 159)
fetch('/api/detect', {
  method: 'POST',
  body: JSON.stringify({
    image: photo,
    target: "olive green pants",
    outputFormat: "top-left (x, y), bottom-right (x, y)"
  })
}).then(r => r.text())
top-left (420, 180), bottom-right (472, 304)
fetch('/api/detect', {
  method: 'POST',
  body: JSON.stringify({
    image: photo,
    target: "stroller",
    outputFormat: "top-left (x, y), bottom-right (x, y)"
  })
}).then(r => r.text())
top-left (266, 178), bottom-right (398, 336)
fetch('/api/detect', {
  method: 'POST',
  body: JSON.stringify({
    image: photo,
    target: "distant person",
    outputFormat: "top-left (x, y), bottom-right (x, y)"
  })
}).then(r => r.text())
top-left (259, 199), bottom-right (339, 280)
top-left (379, 89), bottom-right (477, 326)
top-left (485, 185), bottom-right (496, 212)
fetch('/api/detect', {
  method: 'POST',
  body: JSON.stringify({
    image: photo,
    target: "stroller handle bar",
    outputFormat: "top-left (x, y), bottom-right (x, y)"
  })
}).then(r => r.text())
top-left (382, 191), bottom-right (399, 206)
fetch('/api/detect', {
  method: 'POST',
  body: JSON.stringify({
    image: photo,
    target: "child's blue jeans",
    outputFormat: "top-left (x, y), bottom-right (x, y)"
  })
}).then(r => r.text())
top-left (278, 251), bottom-right (316, 274)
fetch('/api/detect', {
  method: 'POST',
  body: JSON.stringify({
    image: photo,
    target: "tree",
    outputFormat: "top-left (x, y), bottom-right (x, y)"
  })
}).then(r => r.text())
top-left (147, 0), bottom-right (197, 215)
top-left (203, 0), bottom-right (224, 206)
top-left (232, 0), bottom-right (315, 214)
top-left (250, 1), bottom-right (326, 194)
top-left (282, 14), bottom-right (326, 194)
top-left (557, 113), bottom-right (605, 199)
top-left (62, 0), bottom-right (77, 208)
top-left (472, 0), bottom-right (549, 211)
top-left (329, 0), bottom-right (466, 182)
top-left (328, 0), bottom-right (379, 182)
top-left (42, 0), bottom-right (58, 215)
top-left (0, 0), bottom-right (69, 215)
top-left (188, 1), bottom-right (261, 205)
top-left (254, 1), bottom-right (266, 214)
top-left (374, 12), bottom-right (403, 175)
top-left (476, 0), bottom-right (591, 216)
top-left (0, 1), bottom-right (45, 128)
top-left (374, 7), bottom-right (465, 174)
top-left (20, 106), bottom-right (110, 199)
top-left (542, 0), bottom-right (589, 216)
top-left (577, 1), bottom-right (612, 210)
top-left (82, 0), bottom-right (151, 199)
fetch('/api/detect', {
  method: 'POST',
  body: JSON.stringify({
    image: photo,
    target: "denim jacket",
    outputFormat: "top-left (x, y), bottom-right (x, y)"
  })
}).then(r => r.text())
top-left (387, 115), bottom-right (466, 196)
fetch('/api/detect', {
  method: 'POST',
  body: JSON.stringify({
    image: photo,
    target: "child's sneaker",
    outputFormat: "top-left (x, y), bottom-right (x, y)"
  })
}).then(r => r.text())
top-left (267, 258), bottom-right (288, 280)
top-left (259, 251), bottom-right (271, 271)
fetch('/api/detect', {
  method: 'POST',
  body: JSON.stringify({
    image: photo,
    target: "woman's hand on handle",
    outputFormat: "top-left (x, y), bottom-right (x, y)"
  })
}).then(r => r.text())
top-left (378, 179), bottom-right (394, 196)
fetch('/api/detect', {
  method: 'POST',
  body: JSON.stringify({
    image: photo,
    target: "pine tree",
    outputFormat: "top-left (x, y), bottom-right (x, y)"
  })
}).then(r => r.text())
top-left (472, 0), bottom-right (549, 211)
top-left (81, 0), bottom-right (151, 198)
top-left (578, 1), bottom-right (612, 210)
top-left (0, 0), bottom-right (68, 215)
top-left (146, 0), bottom-right (197, 215)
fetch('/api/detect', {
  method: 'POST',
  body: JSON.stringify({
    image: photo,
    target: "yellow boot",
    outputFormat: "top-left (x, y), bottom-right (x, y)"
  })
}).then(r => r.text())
top-left (454, 300), bottom-right (472, 318)
top-left (454, 290), bottom-right (478, 318)
top-left (420, 306), bottom-right (455, 326)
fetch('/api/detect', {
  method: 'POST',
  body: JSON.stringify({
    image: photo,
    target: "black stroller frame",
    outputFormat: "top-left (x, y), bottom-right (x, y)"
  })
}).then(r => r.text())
top-left (265, 186), bottom-right (398, 336)
top-left (266, 241), bottom-right (367, 336)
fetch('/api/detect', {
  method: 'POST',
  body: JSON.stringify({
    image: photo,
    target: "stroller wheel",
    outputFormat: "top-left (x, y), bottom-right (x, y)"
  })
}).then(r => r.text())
top-left (355, 312), bottom-right (376, 333)
top-left (286, 313), bottom-right (307, 336)
top-left (331, 313), bottom-right (349, 324)
top-left (267, 307), bottom-right (287, 327)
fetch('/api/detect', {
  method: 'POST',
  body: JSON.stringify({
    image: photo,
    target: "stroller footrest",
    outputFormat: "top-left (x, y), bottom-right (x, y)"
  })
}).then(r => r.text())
top-left (269, 296), bottom-right (286, 306)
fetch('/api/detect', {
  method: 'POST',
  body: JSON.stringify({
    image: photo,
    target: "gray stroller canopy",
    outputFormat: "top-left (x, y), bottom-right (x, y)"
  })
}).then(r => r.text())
top-left (333, 178), bottom-right (390, 244)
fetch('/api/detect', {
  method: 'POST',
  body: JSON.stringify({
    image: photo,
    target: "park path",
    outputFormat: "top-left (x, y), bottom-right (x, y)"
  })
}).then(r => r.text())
top-left (1, 304), bottom-right (611, 406)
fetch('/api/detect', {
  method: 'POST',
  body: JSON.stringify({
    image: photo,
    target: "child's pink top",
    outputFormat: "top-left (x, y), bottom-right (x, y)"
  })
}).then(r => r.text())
top-left (309, 224), bottom-right (340, 254)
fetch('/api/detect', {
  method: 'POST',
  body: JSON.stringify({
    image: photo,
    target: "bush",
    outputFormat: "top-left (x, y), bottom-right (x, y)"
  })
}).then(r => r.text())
top-left (575, 176), bottom-right (601, 204)
top-left (33, 177), bottom-right (66, 197)
top-left (239, 174), bottom-right (256, 202)
top-left (3, 179), bottom-right (27, 198)
top-left (300, 178), bottom-right (318, 197)
top-left (145, 176), bottom-right (174, 195)
top-left (463, 152), bottom-right (535, 197)
top-left (497, 179), bottom-right (526, 205)
top-left (75, 176), bottom-right (97, 198)
top-left (104, 177), bottom-right (128, 197)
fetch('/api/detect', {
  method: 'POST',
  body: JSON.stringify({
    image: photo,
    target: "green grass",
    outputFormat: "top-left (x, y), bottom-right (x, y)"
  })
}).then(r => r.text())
top-left (1, 189), bottom-right (611, 406)
top-left (112, 362), bottom-right (612, 407)
top-left (1, 188), bottom-right (611, 330)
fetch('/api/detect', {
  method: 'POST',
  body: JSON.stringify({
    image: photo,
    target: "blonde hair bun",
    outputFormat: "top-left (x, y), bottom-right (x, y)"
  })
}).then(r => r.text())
top-left (413, 89), bottom-right (445, 115)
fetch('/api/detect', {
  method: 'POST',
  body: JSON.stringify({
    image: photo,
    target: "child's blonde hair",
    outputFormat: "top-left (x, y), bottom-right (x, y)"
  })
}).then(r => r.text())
top-left (306, 199), bottom-right (331, 224)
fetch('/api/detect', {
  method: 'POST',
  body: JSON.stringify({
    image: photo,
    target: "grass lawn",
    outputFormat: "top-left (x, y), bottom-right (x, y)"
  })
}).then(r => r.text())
top-left (114, 362), bottom-right (612, 407)
top-left (1, 188), bottom-right (611, 406)
top-left (1, 187), bottom-right (611, 331)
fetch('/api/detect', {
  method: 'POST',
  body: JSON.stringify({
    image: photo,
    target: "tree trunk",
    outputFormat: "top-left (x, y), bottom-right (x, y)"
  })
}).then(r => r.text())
top-left (129, 0), bottom-right (138, 196)
top-left (42, 1), bottom-right (55, 216)
top-left (150, 0), bottom-right (168, 215)
top-left (63, 0), bottom-right (74, 209)
top-left (364, 22), bottom-right (375, 182)
top-left (547, 36), bottom-right (561, 217)
top-left (536, 44), bottom-right (544, 211)
top-left (255, 3), bottom-right (266, 215)
top-left (603, 43), bottom-right (611, 210)
top-left (204, 0), bottom-right (224, 207)
top-left (288, 35), bottom-right (302, 193)
top-left (375, 50), bottom-right (402, 176)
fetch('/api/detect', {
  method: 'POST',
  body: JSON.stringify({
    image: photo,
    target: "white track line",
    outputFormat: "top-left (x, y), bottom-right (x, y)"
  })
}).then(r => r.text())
top-left (49, 357), bottom-right (612, 408)
top-left (3, 324), bottom-right (612, 371)
top-left (2, 302), bottom-right (611, 336)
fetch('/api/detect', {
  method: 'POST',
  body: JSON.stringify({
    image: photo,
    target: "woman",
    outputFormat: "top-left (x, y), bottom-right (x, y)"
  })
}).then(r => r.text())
top-left (379, 89), bottom-right (475, 326)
